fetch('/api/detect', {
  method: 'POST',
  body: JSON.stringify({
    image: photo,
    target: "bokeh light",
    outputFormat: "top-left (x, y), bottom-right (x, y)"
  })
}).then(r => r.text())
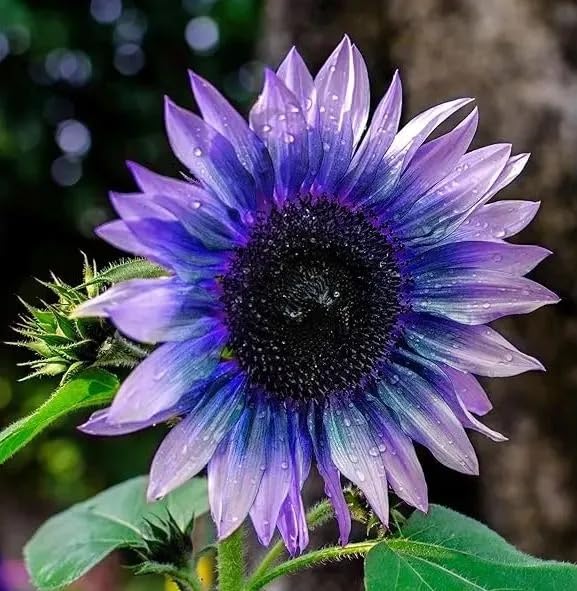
top-left (185, 16), bottom-right (219, 54)
top-left (55, 119), bottom-right (91, 157)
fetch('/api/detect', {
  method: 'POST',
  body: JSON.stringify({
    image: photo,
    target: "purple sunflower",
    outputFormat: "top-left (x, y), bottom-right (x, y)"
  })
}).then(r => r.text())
top-left (75, 36), bottom-right (557, 554)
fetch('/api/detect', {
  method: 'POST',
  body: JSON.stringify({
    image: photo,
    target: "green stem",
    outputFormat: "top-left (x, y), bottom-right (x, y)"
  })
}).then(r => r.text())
top-left (246, 541), bottom-right (376, 591)
top-left (248, 499), bottom-right (334, 585)
top-left (217, 526), bottom-right (245, 591)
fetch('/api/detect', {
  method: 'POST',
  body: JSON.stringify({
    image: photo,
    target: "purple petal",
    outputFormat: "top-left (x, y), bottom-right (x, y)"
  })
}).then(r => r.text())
top-left (106, 335), bottom-right (227, 424)
top-left (392, 108), bottom-right (479, 210)
top-left (397, 350), bottom-right (505, 443)
top-left (249, 406), bottom-right (292, 545)
top-left (315, 36), bottom-right (369, 148)
top-left (402, 312), bottom-right (544, 377)
top-left (449, 200), bottom-right (541, 242)
top-left (147, 369), bottom-right (246, 501)
top-left (249, 70), bottom-right (309, 204)
top-left (276, 47), bottom-right (321, 189)
top-left (363, 97), bottom-right (474, 210)
top-left (277, 48), bottom-right (318, 127)
top-left (378, 360), bottom-right (478, 475)
top-left (324, 397), bottom-right (390, 525)
top-left (79, 404), bottom-right (180, 436)
top-left (110, 191), bottom-right (174, 221)
top-left (189, 72), bottom-right (275, 208)
top-left (208, 399), bottom-right (268, 539)
top-left (72, 277), bottom-right (221, 344)
top-left (95, 220), bottom-right (152, 258)
top-left (361, 397), bottom-right (428, 511)
top-left (277, 414), bottom-right (312, 555)
top-left (483, 152), bottom-right (530, 201)
top-left (123, 217), bottom-right (227, 281)
top-left (441, 365), bottom-right (493, 416)
top-left (308, 406), bottom-right (351, 545)
top-left (406, 241), bottom-right (551, 277)
top-left (410, 270), bottom-right (559, 324)
top-left (339, 71), bottom-right (402, 201)
top-left (164, 97), bottom-right (256, 212)
top-left (127, 162), bottom-right (248, 241)
top-left (395, 144), bottom-right (511, 240)
top-left (151, 194), bottom-right (245, 250)
top-left (312, 37), bottom-right (360, 195)
top-left (350, 44), bottom-right (370, 146)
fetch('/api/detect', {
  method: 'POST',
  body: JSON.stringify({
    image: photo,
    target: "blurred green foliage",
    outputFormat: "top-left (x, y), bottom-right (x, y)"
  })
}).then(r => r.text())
top-left (0, 0), bottom-right (262, 517)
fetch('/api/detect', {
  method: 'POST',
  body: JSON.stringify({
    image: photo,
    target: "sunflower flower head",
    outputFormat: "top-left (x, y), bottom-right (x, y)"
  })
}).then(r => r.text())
top-left (74, 36), bottom-right (558, 555)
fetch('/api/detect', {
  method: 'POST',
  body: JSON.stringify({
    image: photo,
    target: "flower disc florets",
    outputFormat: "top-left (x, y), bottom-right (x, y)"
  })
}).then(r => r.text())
top-left (221, 197), bottom-right (402, 402)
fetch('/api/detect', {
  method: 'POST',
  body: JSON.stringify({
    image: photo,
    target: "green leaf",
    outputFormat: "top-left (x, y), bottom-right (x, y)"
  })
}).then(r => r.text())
top-left (0, 368), bottom-right (118, 464)
top-left (365, 505), bottom-right (577, 591)
top-left (24, 476), bottom-right (209, 590)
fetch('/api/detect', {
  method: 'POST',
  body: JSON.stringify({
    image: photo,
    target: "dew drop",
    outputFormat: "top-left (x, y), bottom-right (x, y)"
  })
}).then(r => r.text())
top-left (193, 147), bottom-right (203, 157)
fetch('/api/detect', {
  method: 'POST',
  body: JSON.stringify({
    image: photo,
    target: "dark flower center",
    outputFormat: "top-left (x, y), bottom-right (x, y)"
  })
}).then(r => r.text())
top-left (221, 197), bottom-right (402, 402)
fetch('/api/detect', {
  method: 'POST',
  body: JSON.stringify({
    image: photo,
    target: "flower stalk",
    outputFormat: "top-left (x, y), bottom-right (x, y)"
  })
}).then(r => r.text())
top-left (217, 527), bottom-right (246, 591)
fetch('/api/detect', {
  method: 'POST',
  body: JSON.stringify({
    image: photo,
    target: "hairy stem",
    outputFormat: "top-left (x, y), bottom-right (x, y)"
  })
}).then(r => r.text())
top-left (248, 499), bottom-right (334, 584)
top-left (246, 541), bottom-right (376, 591)
top-left (161, 565), bottom-right (202, 591)
top-left (217, 527), bottom-right (245, 591)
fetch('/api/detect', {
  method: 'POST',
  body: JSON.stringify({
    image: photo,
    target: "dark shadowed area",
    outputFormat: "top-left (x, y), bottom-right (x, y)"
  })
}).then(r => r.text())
top-left (1, 1), bottom-right (576, 589)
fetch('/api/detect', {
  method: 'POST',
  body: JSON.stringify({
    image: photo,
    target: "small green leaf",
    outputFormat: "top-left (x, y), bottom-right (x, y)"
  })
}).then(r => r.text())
top-left (365, 505), bottom-right (577, 591)
top-left (92, 258), bottom-right (167, 284)
top-left (24, 476), bottom-right (209, 590)
top-left (0, 368), bottom-right (118, 464)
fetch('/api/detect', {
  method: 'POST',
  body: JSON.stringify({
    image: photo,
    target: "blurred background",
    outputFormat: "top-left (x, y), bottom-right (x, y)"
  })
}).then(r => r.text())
top-left (0, 0), bottom-right (576, 589)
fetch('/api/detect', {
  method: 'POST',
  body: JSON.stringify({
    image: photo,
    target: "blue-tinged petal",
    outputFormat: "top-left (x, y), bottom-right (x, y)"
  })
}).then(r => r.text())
top-left (147, 368), bottom-right (246, 501)
top-left (482, 152), bottom-right (530, 201)
top-left (95, 220), bottom-right (152, 258)
top-left (308, 406), bottom-right (351, 545)
top-left (164, 97), bottom-right (256, 212)
top-left (72, 277), bottom-right (221, 344)
top-left (396, 349), bottom-right (506, 443)
top-left (350, 44), bottom-right (370, 146)
top-left (276, 47), bottom-right (321, 190)
top-left (78, 392), bottom-right (196, 436)
top-left (152, 194), bottom-right (245, 251)
top-left (208, 398), bottom-right (268, 539)
top-left (312, 37), bottom-right (359, 194)
top-left (410, 270), bottom-right (559, 324)
top-left (392, 108), bottom-right (478, 211)
top-left (110, 191), bottom-right (174, 221)
top-left (127, 161), bottom-right (248, 239)
top-left (189, 73), bottom-right (274, 208)
top-left (378, 360), bottom-right (478, 475)
top-left (447, 200), bottom-right (541, 243)
top-left (439, 365), bottom-right (493, 416)
top-left (362, 98), bottom-right (473, 210)
top-left (405, 241), bottom-right (551, 277)
top-left (249, 405), bottom-right (291, 545)
top-left (277, 413), bottom-right (312, 555)
top-left (360, 396), bottom-right (428, 511)
top-left (401, 312), bottom-right (544, 377)
top-left (123, 217), bottom-right (227, 281)
top-left (394, 144), bottom-right (511, 239)
top-left (249, 70), bottom-right (309, 204)
top-left (339, 71), bottom-right (402, 201)
top-left (277, 48), bottom-right (318, 128)
top-left (315, 36), bottom-right (369, 148)
top-left (311, 111), bottom-right (354, 196)
top-left (106, 334), bottom-right (227, 424)
top-left (324, 397), bottom-right (390, 525)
